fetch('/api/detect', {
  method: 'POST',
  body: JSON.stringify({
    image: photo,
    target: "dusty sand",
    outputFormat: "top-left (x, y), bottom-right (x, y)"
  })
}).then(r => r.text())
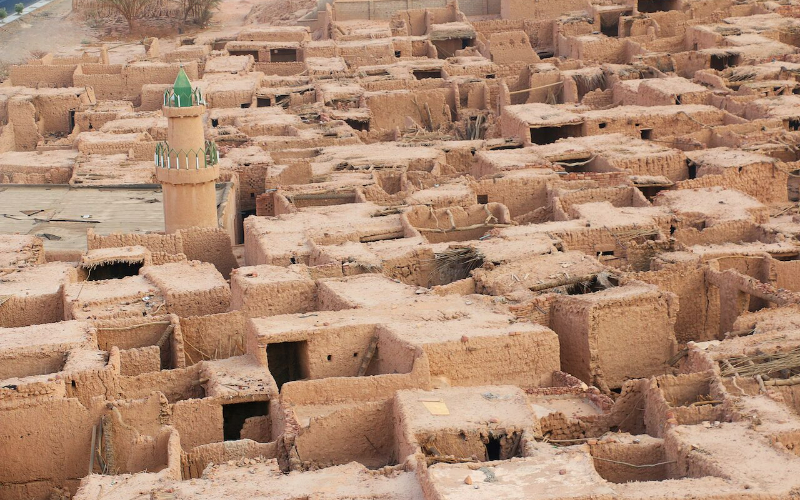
top-left (0, 0), bottom-right (97, 64)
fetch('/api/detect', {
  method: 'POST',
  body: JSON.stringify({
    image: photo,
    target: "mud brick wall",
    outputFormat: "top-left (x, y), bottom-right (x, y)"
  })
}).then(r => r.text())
top-left (0, 164), bottom-right (73, 184)
top-left (675, 163), bottom-right (788, 204)
top-left (230, 267), bottom-right (317, 317)
top-left (10, 65), bottom-right (78, 88)
top-left (366, 87), bottom-right (455, 130)
top-left (628, 263), bottom-right (717, 343)
top-left (551, 287), bottom-right (677, 389)
top-left (0, 398), bottom-right (96, 500)
top-left (179, 311), bottom-right (247, 365)
top-left (672, 220), bottom-right (763, 247)
top-left (421, 327), bottom-right (560, 388)
top-left (473, 18), bottom-right (554, 52)
top-left (501, 0), bottom-right (590, 20)
top-left (558, 171), bottom-right (631, 186)
top-left (598, 149), bottom-right (688, 181)
top-left (87, 229), bottom-right (183, 254)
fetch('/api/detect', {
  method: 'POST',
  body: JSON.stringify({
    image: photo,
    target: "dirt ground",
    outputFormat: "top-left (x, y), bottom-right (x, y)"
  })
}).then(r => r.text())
top-left (0, 0), bottom-right (98, 64)
top-left (0, 0), bottom-right (313, 71)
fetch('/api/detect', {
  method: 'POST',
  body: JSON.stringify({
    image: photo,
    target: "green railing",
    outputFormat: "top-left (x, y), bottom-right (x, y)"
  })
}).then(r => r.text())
top-left (154, 140), bottom-right (219, 169)
top-left (163, 87), bottom-right (205, 108)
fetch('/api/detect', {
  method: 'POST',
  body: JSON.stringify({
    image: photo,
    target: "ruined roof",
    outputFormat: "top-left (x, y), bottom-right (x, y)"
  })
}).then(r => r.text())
top-left (5, 0), bottom-right (800, 498)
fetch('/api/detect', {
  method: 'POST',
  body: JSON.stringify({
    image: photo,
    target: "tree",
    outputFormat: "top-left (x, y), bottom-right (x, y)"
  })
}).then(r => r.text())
top-left (0, 8), bottom-right (7, 19)
top-left (14, 3), bottom-right (23, 14)
top-left (99, 0), bottom-right (153, 30)
top-left (180, 0), bottom-right (220, 27)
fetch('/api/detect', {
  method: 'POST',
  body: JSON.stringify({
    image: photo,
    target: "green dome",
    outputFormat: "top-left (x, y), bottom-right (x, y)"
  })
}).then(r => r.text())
top-left (172, 68), bottom-right (194, 107)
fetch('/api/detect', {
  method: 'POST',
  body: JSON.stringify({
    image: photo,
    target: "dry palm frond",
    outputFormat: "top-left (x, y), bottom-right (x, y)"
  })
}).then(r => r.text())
top-left (430, 246), bottom-right (484, 284)
top-left (714, 26), bottom-right (742, 35)
top-left (780, 25), bottom-right (800, 35)
top-left (371, 206), bottom-right (404, 217)
top-left (727, 70), bottom-right (756, 82)
top-left (654, 58), bottom-right (675, 74)
top-left (618, 67), bottom-right (644, 80)
top-left (572, 72), bottom-right (607, 96)
top-left (611, 227), bottom-right (660, 240)
top-left (465, 114), bottom-right (487, 140)
top-left (720, 347), bottom-right (800, 378)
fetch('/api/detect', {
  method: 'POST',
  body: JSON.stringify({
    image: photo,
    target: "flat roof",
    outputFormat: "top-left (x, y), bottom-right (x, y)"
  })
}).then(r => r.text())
top-left (0, 183), bottom-right (231, 252)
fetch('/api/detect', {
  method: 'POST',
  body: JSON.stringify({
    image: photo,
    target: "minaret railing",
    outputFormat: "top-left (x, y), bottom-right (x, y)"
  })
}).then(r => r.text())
top-left (163, 87), bottom-right (206, 108)
top-left (154, 140), bottom-right (219, 169)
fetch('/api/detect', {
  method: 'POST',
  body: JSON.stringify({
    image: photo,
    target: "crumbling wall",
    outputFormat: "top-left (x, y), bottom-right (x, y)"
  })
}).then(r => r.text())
top-left (501, 0), bottom-right (590, 20)
top-left (179, 311), bottom-right (247, 364)
top-left (675, 163), bottom-right (788, 204)
top-left (551, 285), bottom-right (678, 389)
top-left (366, 88), bottom-right (454, 130)
top-left (182, 440), bottom-right (278, 479)
top-left (8, 97), bottom-right (41, 151)
top-left (423, 327), bottom-right (559, 388)
top-left (0, 398), bottom-right (95, 499)
top-left (10, 64), bottom-right (78, 88)
top-left (628, 260), bottom-right (718, 343)
top-left (293, 400), bottom-right (396, 469)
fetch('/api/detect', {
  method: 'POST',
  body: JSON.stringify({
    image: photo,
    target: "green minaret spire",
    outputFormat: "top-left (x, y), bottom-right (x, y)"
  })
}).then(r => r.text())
top-left (172, 67), bottom-right (193, 107)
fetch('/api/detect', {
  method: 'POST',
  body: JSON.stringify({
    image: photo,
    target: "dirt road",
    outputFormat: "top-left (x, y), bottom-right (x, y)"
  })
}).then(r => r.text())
top-left (0, 0), bottom-right (97, 64)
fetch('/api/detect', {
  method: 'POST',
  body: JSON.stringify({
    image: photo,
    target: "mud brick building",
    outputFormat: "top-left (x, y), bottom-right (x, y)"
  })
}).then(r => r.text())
top-left (3, 0), bottom-right (800, 498)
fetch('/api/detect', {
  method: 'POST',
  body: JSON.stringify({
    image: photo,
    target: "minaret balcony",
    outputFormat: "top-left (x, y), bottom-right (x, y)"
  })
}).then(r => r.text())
top-left (154, 140), bottom-right (219, 170)
top-left (163, 87), bottom-right (205, 108)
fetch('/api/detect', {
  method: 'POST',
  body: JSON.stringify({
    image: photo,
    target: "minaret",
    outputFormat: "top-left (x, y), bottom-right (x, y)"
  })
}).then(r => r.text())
top-left (155, 68), bottom-right (220, 234)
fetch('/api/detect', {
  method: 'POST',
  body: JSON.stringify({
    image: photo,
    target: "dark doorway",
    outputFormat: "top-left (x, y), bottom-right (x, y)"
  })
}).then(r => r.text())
top-left (413, 69), bottom-right (442, 80)
top-left (710, 53), bottom-right (739, 71)
top-left (485, 435), bottom-right (502, 461)
top-left (600, 13), bottom-right (620, 37)
top-left (257, 97), bottom-right (272, 107)
top-left (345, 118), bottom-right (370, 131)
top-left (267, 341), bottom-right (308, 389)
top-left (229, 49), bottom-right (260, 62)
top-left (638, 0), bottom-right (679, 12)
top-left (529, 124), bottom-right (583, 145)
top-left (68, 109), bottom-right (76, 133)
top-left (688, 160), bottom-right (698, 179)
top-left (640, 128), bottom-right (653, 140)
top-left (222, 401), bottom-right (268, 441)
top-left (237, 209), bottom-right (256, 244)
top-left (270, 48), bottom-right (298, 62)
top-left (87, 261), bottom-right (143, 281)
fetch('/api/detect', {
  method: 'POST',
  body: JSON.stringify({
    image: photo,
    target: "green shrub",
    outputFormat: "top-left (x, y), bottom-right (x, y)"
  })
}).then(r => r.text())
top-left (0, 8), bottom-right (8, 18)
top-left (14, 3), bottom-right (24, 13)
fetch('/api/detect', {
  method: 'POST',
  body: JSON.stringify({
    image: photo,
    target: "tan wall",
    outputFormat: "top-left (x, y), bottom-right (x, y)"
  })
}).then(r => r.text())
top-left (423, 328), bottom-right (559, 388)
top-left (293, 400), bottom-right (396, 469)
top-left (366, 88), bottom-right (454, 130)
top-left (629, 263), bottom-right (717, 343)
top-left (676, 163), bottom-right (788, 204)
top-left (501, 0), bottom-right (590, 19)
top-left (179, 311), bottom-right (247, 364)
top-left (0, 398), bottom-right (95, 500)
top-left (10, 65), bottom-right (77, 88)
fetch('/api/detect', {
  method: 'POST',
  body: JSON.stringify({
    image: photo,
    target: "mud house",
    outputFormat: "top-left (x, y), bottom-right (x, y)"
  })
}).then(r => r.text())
top-left (2, 0), bottom-right (800, 498)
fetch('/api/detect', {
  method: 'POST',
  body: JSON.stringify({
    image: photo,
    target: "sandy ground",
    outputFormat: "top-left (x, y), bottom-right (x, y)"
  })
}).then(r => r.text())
top-left (0, 0), bottom-right (306, 69)
top-left (0, 0), bottom-right (98, 64)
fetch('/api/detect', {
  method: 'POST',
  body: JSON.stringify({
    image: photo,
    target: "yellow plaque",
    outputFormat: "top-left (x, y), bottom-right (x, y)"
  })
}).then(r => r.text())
top-left (421, 400), bottom-right (450, 415)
